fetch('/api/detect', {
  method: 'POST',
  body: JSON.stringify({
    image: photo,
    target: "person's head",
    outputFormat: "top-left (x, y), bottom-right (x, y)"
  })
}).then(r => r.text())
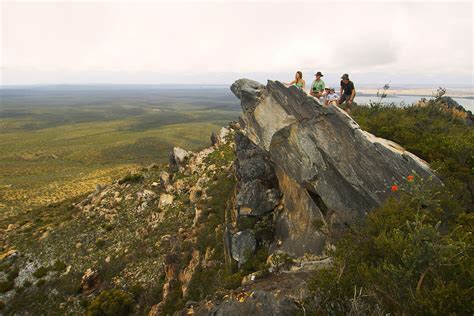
top-left (324, 87), bottom-right (330, 93)
top-left (341, 73), bottom-right (350, 84)
top-left (315, 71), bottom-right (324, 80)
top-left (330, 88), bottom-right (335, 93)
top-left (295, 71), bottom-right (303, 81)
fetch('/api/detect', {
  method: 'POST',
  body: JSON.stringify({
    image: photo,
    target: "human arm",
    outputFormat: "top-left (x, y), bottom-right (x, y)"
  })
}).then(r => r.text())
top-left (348, 84), bottom-right (356, 104)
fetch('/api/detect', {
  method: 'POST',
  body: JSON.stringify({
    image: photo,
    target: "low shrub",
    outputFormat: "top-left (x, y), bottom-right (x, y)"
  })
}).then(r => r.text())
top-left (0, 280), bottom-right (14, 293)
top-left (87, 289), bottom-right (134, 316)
top-left (118, 173), bottom-right (144, 185)
top-left (306, 177), bottom-right (474, 315)
top-left (35, 279), bottom-right (47, 287)
top-left (50, 260), bottom-right (67, 271)
top-left (33, 266), bottom-right (48, 278)
top-left (7, 267), bottom-right (20, 281)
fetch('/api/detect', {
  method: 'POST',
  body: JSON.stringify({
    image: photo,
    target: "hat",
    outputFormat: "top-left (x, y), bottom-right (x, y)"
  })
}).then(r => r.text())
top-left (315, 71), bottom-right (324, 77)
top-left (324, 87), bottom-right (330, 90)
top-left (341, 73), bottom-right (349, 80)
top-left (330, 87), bottom-right (335, 91)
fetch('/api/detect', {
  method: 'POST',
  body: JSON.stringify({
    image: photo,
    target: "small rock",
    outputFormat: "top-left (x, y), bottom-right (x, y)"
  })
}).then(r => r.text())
top-left (189, 186), bottom-right (203, 204)
top-left (185, 300), bottom-right (200, 308)
top-left (192, 207), bottom-right (203, 227)
top-left (80, 268), bottom-right (100, 292)
top-left (39, 231), bottom-right (49, 241)
top-left (241, 270), bottom-right (267, 285)
top-left (207, 164), bottom-right (216, 171)
top-left (158, 194), bottom-right (174, 208)
top-left (164, 184), bottom-right (174, 194)
top-left (6, 223), bottom-right (18, 232)
top-left (64, 265), bottom-right (72, 275)
top-left (0, 249), bottom-right (18, 261)
top-left (159, 171), bottom-right (170, 187)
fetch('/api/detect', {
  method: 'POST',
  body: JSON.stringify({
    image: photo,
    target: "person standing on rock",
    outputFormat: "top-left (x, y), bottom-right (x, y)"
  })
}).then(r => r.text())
top-left (339, 74), bottom-right (356, 115)
top-left (310, 71), bottom-right (325, 99)
top-left (285, 71), bottom-right (306, 90)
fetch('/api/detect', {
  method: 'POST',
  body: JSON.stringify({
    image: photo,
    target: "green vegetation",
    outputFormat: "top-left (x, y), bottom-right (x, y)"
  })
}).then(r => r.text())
top-left (50, 260), bottom-right (67, 272)
top-left (183, 140), bottom-right (237, 303)
top-left (33, 266), bottom-right (49, 278)
top-left (305, 98), bottom-right (473, 314)
top-left (87, 289), bottom-right (134, 316)
top-left (7, 267), bottom-right (19, 281)
top-left (0, 86), bottom-right (240, 217)
top-left (0, 280), bottom-right (14, 293)
top-left (118, 173), bottom-right (144, 185)
top-left (352, 95), bottom-right (473, 208)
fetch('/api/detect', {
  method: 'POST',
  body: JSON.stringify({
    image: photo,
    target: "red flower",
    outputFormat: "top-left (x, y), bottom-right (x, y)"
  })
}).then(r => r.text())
top-left (391, 185), bottom-right (399, 192)
top-left (407, 175), bottom-right (415, 182)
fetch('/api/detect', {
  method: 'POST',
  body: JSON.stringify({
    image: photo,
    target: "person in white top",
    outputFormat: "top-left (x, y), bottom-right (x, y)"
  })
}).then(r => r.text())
top-left (326, 88), bottom-right (339, 106)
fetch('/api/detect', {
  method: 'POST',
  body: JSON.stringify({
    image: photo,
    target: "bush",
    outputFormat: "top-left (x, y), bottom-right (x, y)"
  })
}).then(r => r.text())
top-left (87, 289), bottom-right (134, 316)
top-left (306, 178), bottom-right (474, 315)
top-left (33, 266), bottom-right (48, 278)
top-left (50, 260), bottom-right (67, 271)
top-left (35, 279), bottom-right (46, 287)
top-left (0, 262), bottom-right (11, 272)
top-left (7, 267), bottom-right (20, 281)
top-left (0, 280), bottom-right (14, 293)
top-left (23, 280), bottom-right (32, 288)
top-left (118, 173), bottom-right (144, 185)
top-left (352, 100), bottom-right (473, 208)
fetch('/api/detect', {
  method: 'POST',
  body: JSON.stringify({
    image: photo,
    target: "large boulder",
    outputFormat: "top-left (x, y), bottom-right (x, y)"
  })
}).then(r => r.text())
top-left (231, 79), bottom-right (440, 256)
top-left (169, 147), bottom-right (191, 172)
top-left (231, 229), bottom-right (256, 265)
top-left (236, 180), bottom-right (280, 216)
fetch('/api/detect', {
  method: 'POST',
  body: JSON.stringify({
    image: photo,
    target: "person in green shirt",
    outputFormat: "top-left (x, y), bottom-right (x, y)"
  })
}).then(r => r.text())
top-left (310, 71), bottom-right (325, 98)
top-left (285, 71), bottom-right (306, 90)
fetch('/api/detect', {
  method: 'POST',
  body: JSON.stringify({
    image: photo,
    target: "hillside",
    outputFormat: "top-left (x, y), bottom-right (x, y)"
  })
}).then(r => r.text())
top-left (0, 80), bottom-right (472, 315)
top-left (0, 86), bottom-right (240, 217)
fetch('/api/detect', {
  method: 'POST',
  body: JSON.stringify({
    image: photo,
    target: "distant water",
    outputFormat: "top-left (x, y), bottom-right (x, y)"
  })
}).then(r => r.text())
top-left (355, 95), bottom-right (474, 112)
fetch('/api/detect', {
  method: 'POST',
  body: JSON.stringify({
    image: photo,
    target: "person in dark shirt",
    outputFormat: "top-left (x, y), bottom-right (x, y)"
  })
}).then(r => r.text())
top-left (339, 73), bottom-right (356, 115)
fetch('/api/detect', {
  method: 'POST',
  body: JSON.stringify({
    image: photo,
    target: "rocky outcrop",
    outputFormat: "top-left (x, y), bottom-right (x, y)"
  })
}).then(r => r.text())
top-left (169, 147), bottom-right (191, 172)
top-left (231, 79), bottom-right (440, 256)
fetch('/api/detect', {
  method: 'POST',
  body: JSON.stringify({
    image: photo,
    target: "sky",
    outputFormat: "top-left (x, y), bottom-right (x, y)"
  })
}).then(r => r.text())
top-left (1, 0), bottom-right (473, 86)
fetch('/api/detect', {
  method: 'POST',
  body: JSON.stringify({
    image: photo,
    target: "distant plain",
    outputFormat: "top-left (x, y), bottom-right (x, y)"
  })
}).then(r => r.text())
top-left (0, 86), bottom-right (241, 217)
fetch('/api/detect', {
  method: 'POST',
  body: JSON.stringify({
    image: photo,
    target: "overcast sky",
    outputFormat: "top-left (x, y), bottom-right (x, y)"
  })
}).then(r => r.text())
top-left (1, 0), bottom-right (473, 86)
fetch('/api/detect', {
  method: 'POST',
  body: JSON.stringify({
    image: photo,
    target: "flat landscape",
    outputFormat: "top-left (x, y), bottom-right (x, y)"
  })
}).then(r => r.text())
top-left (0, 85), bottom-right (241, 218)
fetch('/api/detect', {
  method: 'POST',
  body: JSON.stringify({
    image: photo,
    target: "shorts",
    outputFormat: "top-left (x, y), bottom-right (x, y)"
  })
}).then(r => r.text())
top-left (339, 94), bottom-right (354, 108)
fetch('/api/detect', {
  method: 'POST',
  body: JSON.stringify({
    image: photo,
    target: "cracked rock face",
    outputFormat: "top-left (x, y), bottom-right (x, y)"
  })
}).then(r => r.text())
top-left (231, 79), bottom-right (440, 256)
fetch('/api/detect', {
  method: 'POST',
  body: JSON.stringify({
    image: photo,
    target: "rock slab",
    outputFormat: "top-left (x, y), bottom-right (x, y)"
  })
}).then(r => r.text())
top-left (231, 78), bottom-right (440, 256)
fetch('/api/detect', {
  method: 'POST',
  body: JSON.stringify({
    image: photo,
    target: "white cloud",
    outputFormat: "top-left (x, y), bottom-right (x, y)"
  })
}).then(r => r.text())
top-left (1, 1), bottom-right (472, 85)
